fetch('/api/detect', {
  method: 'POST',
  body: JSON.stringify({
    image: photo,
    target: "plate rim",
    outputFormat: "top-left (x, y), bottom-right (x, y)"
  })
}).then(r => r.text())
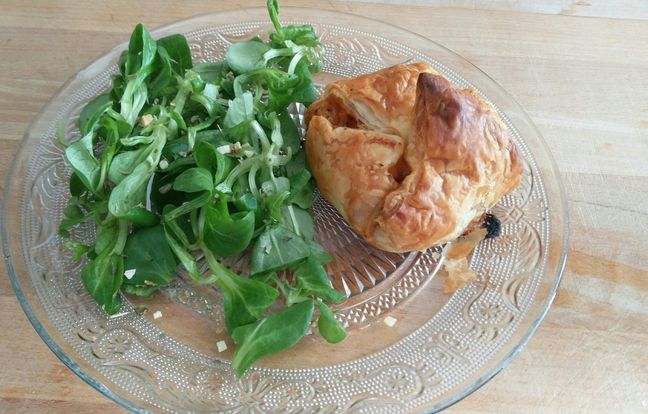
top-left (1, 6), bottom-right (570, 413)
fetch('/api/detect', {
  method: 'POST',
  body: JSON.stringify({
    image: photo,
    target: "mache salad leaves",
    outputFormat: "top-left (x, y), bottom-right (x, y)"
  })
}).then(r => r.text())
top-left (59, 0), bottom-right (346, 376)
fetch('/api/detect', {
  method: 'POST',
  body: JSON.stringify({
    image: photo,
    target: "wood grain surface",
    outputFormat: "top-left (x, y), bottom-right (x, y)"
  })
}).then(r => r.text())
top-left (1, 1), bottom-right (647, 413)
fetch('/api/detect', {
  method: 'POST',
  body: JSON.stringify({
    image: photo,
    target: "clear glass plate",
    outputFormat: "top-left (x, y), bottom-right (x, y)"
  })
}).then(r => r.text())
top-left (2, 7), bottom-right (568, 413)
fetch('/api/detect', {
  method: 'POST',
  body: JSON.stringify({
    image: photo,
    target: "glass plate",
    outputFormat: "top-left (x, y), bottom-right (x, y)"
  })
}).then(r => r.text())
top-left (2, 7), bottom-right (568, 413)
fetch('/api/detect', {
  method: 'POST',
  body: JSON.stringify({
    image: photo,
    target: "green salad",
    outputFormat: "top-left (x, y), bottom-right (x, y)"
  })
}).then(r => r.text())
top-left (58, 0), bottom-right (346, 376)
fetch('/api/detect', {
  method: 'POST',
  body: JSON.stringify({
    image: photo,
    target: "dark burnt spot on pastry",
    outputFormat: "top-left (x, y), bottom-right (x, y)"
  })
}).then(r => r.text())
top-left (417, 73), bottom-right (462, 129)
top-left (438, 98), bottom-right (461, 129)
top-left (482, 213), bottom-right (501, 239)
top-left (460, 212), bottom-right (501, 239)
top-left (417, 72), bottom-right (450, 94)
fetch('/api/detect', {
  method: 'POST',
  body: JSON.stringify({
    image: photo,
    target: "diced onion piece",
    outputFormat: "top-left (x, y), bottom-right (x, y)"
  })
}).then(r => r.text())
top-left (384, 316), bottom-right (397, 327)
top-left (124, 269), bottom-right (136, 279)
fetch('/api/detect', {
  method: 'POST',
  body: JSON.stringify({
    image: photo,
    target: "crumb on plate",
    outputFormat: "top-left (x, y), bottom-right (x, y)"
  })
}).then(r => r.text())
top-left (384, 316), bottom-right (397, 327)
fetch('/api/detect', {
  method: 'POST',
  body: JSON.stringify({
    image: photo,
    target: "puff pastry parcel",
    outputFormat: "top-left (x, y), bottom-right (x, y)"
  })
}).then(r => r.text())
top-left (305, 63), bottom-right (522, 254)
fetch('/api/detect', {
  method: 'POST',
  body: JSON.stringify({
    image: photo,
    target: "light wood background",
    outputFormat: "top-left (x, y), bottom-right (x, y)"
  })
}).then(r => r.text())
top-left (1, 1), bottom-right (647, 413)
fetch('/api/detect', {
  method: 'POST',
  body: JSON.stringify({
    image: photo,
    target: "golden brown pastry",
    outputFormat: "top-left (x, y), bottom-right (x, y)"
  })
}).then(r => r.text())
top-left (305, 63), bottom-right (522, 254)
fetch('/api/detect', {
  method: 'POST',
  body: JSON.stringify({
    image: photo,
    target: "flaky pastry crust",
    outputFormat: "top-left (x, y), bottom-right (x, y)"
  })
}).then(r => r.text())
top-left (305, 63), bottom-right (522, 253)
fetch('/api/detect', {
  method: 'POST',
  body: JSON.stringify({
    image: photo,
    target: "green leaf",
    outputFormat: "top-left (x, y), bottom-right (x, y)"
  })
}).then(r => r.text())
top-left (96, 116), bottom-right (123, 193)
top-left (108, 161), bottom-right (152, 217)
top-left (79, 93), bottom-right (112, 135)
top-left (231, 300), bottom-right (314, 376)
top-left (147, 46), bottom-right (173, 99)
top-left (120, 24), bottom-right (158, 125)
top-left (108, 147), bottom-right (147, 185)
top-left (294, 256), bottom-right (346, 303)
top-left (193, 61), bottom-right (231, 82)
top-left (108, 126), bottom-right (166, 217)
top-left (169, 108), bottom-right (188, 131)
top-left (278, 110), bottom-right (300, 154)
top-left (58, 213), bottom-right (91, 238)
top-left (224, 91), bottom-right (254, 129)
top-left (290, 62), bottom-right (318, 104)
top-left (193, 138), bottom-right (218, 171)
top-left (110, 71), bottom-right (126, 102)
top-left (163, 139), bottom-right (188, 161)
top-left (195, 129), bottom-right (228, 146)
top-left (261, 177), bottom-right (290, 196)
top-left (69, 172), bottom-right (85, 197)
top-left (156, 34), bottom-right (192, 75)
top-left (233, 192), bottom-right (258, 212)
top-left (234, 192), bottom-right (262, 227)
top-left (65, 132), bottom-right (100, 192)
top-left (187, 112), bottom-right (219, 150)
top-left (63, 202), bottom-right (83, 218)
top-left (226, 120), bottom-right (254, 143)
top-left (267, 0), bottom-right (282, 33)
top-left (123, 284), bottom-right (159, 296)
top-left (226, 40), bottom-right (271, 74)
top-left (287, 182), bottom-right (313, 209)
top-left (190, 83), bottom-right (223, 117)
top-left (286, 170), bottom-right (312, 208)
top-left (233, 68), bottom-right (296, 112)
top-left (281, 205), bottom-right (315, 240)
top-left (251, 224), bottom-right (310, 274)
top-left (162, 222), bottom-right (203, 280)
top-left (306, 239), bottom-right (333, 265)
top-left (163, 156), bottom-right (196, 175)
top-left (202, 198), bottom-right (255, 257)
top-left (265, 190), bottom-right (289, 221)
top-left (195, 140), bottom-right (235, 185)
top-left (173, 167), bottom-right (213, 193)
top-left (94, 220), bottom-right (118, 255)
top-left (161, 204), bottom-right (193, 245)
top-left (81, 251), bottom-right (124, 315)
top-left (123, 225), bottom-right (177, 289)
top-left (163, 191), bottom-right (212, 221)
top-left (124, 24), bottom-right (158, 77)
top-left (215, 265), bottom-right (279, 334)
top-left (278, 25), bottom-right (320, 48)
top-left (122, 207), bottom-right (159, 227)
top-left (119, 135), bottom-right (156, 147)
top-left (272, 276), bottom-right (306, 307)
top-left (316, 301), bottom-right (346, 344)
top-left (285, 150), bottom-right (306, 177)
top-left (64, 241), bottom-right (93, 260)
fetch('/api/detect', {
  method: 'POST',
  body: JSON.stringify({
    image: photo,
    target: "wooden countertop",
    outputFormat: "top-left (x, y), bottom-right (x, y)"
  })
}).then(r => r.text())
top-left (1, 1), bottom-right (647, 412)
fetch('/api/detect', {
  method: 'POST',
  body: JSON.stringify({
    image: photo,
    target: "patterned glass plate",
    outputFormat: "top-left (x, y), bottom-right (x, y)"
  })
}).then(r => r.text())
top-left (2, 7), bottom-right (568, 413)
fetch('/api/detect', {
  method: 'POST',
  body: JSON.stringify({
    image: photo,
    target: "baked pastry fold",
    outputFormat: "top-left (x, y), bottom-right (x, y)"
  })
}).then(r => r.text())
top-left (305, 63), bottom-right (522, 253)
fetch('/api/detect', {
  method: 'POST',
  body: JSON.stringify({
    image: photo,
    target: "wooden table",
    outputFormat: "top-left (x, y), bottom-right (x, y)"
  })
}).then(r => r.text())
top-left (1, 1), bottom-right (647, 412)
